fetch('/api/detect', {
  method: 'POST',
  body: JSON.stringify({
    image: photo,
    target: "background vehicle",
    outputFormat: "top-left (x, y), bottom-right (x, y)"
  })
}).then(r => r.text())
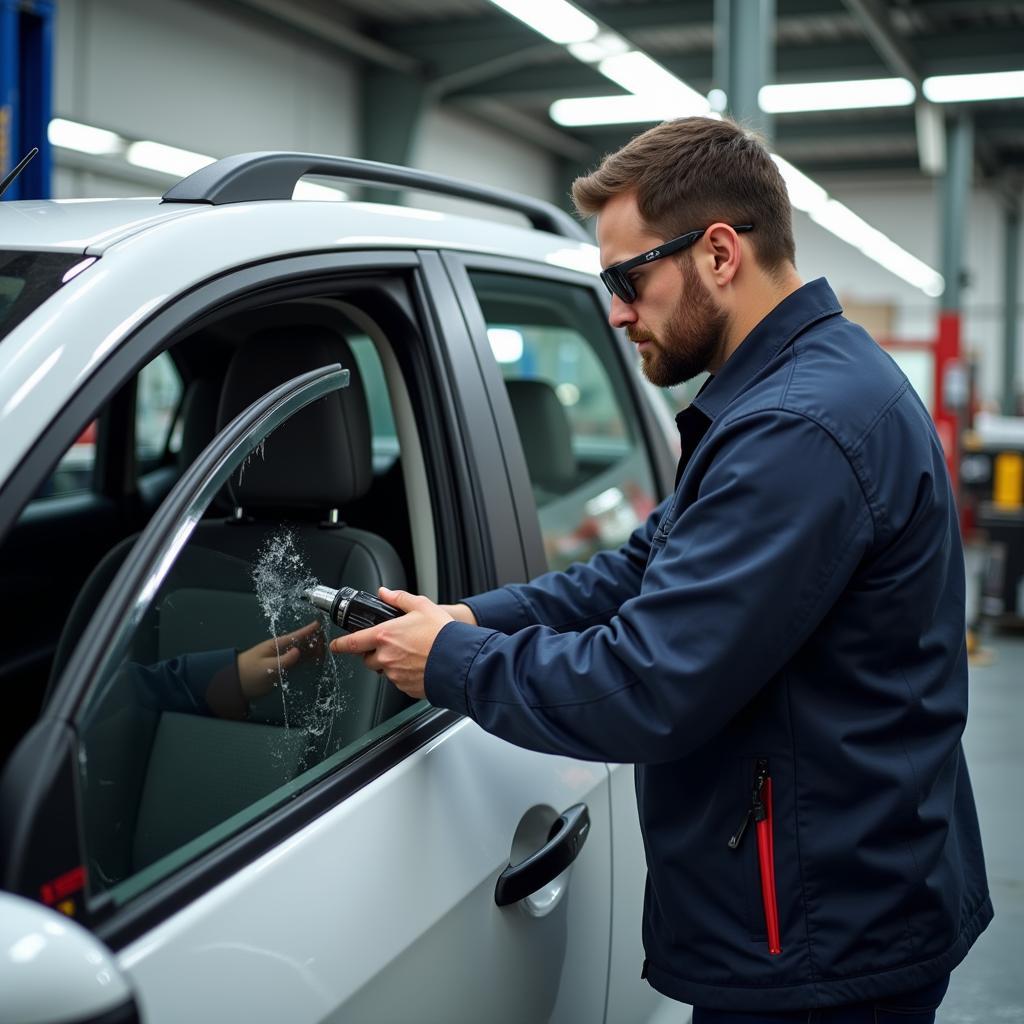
top-left (0, 155), bottom-right (680, 1024)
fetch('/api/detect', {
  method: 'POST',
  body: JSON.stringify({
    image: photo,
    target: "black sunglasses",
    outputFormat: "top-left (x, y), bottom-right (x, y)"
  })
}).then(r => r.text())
top-left (599, 224), bottom-right (754, 303)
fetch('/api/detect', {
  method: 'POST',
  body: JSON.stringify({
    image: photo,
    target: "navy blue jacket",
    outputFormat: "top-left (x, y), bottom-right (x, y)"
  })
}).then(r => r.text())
top-left (425, 278), bottom-right (991, 1011)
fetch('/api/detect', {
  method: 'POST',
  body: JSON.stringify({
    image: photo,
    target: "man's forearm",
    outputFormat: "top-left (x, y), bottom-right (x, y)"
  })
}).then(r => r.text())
top-left (440, 603), bottom-right (477, 626)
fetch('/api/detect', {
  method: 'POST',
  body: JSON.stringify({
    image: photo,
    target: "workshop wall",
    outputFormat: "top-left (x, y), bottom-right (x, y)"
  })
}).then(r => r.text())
top-left (796, 177), bottom-right (1023, 411)
top-left (50, 0), bottom-right (556, 209)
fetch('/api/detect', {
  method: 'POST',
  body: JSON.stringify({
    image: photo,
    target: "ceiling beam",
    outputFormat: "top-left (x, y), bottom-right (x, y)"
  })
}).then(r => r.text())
top-left (226, 0), bottom-right (420, 74)
top-left (840, 0), bottom-right (922, 86)
top-left (452, 98), bottom-right (594, 162)
top-left (838, 0), bottom-right (943, 174)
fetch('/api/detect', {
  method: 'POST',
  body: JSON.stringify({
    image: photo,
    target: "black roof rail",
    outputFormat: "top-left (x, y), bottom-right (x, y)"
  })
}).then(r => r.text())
top-left (161, 151), bottom-right (589, 242)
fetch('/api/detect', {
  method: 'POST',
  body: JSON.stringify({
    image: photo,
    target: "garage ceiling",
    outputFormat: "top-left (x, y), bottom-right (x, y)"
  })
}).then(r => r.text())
top-left (237, 0), bottom-right (1024, 186)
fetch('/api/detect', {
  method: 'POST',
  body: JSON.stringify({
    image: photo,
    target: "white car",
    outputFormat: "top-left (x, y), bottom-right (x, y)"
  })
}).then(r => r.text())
top-left (0, 153), bottom-right (681, 1024)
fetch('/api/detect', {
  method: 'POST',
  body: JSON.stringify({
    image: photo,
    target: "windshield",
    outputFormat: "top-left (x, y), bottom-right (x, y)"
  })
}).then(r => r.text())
top-left (0, 250), bottom-right (94, 341)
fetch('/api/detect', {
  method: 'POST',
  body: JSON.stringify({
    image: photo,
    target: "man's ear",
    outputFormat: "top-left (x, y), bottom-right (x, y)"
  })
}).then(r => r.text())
top-left (703, 223), bottom-right (742, 284)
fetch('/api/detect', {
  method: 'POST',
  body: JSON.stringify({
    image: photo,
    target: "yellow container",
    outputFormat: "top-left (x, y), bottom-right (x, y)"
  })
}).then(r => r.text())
top-left (993, 451), bottom-right (1024, 509)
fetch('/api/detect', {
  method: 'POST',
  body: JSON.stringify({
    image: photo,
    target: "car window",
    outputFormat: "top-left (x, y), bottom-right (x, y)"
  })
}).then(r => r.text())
top-left (72, 347), bottom-right (420, 909)
top-left (32, 420), bottom-right (99, 500)
top-left (0, 251), bottom-right (95, 341)
top-left (468, 271), bottom-right (659, 571)
top-left (136, 351), bottom-right (184, 469)
top-left (348, 335), bottom-right (398, 471)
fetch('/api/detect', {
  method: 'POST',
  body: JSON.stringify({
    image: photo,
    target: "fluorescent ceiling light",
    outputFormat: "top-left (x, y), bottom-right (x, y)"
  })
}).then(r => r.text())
top-left (489, 0), bottom-right (941, 299)
top-left (48, 118), bottom-right (123, 156)
top-left (486, 0), bottom-right (597, 44)
top-left (568, 31), bottom-right (629, 64)
top-left (810, 200), bottom-right (943, 296)
top-left (293, 180), bottom-right (348, 201)
top-left (550, 95), bottom-right (679, 126)
top-left (770, 154), bottom-right (828, 213)
top-left (126, 141), bottom-right (214, 178)
top-left (759, 77), bottom-right (915, 113)
top-left (599, 52), bottom-right (711, 115)
top-left (923, 70), bottom-right (1024, 103)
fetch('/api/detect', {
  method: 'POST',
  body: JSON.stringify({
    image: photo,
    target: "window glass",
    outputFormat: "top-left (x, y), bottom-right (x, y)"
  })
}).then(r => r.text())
top-left (0, 250), bottom-right (94, 342)
top-left (136, 351), bottom-right (183, 468)
top-left (348, 335), bottom-right (398, 471)
top-left (32, 420), bottom-right (98, 499)
top-left (74, 357), bottom-right (418, 907)
top-left (469, 271), bottom-right (658, 571)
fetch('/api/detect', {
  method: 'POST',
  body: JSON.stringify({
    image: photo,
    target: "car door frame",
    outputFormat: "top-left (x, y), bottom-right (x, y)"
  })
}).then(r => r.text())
top-left (0, 246), bottom-right (534, 950)
top-left (437, 250), bottom-right (677, 581)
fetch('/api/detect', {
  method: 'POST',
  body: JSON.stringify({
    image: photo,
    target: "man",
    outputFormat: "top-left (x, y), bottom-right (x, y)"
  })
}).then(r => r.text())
top-left (333, 118), bottom-right (991, 1023)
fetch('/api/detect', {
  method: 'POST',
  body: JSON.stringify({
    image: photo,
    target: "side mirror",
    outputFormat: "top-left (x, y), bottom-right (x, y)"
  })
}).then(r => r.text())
top-left (0, 891), bottom-right (141, 1024)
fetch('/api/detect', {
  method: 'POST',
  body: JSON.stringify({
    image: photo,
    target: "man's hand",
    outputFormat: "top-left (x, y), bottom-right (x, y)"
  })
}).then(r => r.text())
top-left (330, 588), bottom-right (456, 700)
top-left (237, 620), bottom-right (324, 701)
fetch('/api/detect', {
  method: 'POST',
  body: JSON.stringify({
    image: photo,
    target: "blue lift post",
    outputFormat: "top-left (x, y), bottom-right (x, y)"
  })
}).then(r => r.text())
top-left (0, 0), bottom-right (53, 200)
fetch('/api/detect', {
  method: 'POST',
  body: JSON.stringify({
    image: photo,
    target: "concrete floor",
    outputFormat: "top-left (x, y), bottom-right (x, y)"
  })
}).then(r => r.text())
top-left (938, 629), bottom-right (1024, 1023)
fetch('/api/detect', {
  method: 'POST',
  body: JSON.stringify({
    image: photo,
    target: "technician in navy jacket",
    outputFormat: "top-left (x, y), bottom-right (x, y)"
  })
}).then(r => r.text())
top-left (335, 117), bottom-right (991, 1022)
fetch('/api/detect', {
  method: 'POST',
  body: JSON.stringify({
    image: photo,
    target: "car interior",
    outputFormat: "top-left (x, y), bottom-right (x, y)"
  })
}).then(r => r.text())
top-left (0, 288), bottom-right (442, 893)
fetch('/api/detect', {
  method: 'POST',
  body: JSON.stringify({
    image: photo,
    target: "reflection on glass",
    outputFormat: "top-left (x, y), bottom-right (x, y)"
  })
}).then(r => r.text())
top-left (75, 369), bottom-right (420, 900)
top-left (470, 272), bottom-right (659, 572)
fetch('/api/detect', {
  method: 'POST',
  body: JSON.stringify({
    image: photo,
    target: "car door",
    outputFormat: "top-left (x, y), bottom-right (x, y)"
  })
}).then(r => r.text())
top-left (0, 254), bottom-right (614, 1024)
top-left (439, 250), bottom-right (685, 1024)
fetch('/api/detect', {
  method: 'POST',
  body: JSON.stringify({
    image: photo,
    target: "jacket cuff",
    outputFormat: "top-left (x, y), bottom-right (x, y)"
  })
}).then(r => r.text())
top-left (425, 620), bottom-right (499, 718)
top-left (463, 587), bottom-right (535, 633)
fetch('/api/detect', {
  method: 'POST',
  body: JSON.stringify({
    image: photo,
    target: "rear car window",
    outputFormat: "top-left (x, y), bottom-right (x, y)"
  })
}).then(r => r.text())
top-left (0, 250), bottom-right (94, 340)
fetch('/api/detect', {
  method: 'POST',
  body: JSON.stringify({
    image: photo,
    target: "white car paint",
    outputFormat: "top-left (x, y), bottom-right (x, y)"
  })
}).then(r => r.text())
top-left (118, 717), bottom-right (614, 1024)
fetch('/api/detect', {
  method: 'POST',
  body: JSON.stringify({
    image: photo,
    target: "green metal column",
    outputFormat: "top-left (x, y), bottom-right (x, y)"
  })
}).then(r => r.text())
top-left (1003, 198), bottom-right (1021, 415)
top-left (940, 113), bottom-right (974, 314)
top-left (360, 67), bottom-right (426, 203)
top-left (714, 0), bottom-right (775, 141)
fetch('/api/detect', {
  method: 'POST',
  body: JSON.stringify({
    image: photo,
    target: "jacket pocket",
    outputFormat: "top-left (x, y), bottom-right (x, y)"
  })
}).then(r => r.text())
top-left (728, 758), bottom-right (782, 955)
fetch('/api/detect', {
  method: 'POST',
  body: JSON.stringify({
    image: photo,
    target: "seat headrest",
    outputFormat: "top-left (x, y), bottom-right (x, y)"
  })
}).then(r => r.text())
top-left (177, 377), bottom-right (221, 471)
top-left (505, 379), bottom-right (577, 492)
top-left (217, 326), bottom-right (372, 509)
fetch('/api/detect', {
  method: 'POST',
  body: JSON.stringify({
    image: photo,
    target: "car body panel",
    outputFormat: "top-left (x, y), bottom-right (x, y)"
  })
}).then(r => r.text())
top-left (117, 717), bottom-right (612, 1024)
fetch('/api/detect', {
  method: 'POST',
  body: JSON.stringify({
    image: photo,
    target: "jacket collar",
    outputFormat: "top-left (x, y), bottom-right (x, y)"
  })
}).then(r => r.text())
top-left (689, 277), bottom-right (843, 423)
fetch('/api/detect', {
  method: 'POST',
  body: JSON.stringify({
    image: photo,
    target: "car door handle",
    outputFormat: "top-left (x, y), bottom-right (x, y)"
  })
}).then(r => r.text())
top-left (494, 803), bottom-right (591, 907)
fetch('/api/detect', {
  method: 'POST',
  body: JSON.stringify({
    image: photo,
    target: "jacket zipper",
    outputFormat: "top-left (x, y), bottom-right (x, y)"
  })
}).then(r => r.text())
top-left (728, 758), bottom-right (782, 955)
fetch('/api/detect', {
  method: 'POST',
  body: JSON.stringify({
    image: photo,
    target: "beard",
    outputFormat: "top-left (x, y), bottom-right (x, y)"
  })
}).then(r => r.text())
top-left (628, 257), bottom-right (728, 387)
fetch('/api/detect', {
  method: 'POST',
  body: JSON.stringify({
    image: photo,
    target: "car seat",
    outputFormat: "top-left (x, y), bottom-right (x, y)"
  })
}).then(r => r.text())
top-left (505, 378), bottom-right (579, 504)
top-left (55, 325), bottom-right (412, 885)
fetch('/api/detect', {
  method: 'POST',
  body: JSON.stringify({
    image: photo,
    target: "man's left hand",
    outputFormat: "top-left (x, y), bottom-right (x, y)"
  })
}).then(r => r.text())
top-left (330, 588), bottom-right (453, 700)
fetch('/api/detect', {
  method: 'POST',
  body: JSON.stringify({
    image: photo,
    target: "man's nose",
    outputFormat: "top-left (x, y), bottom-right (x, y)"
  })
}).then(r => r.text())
top-left (608, 293), bottom-right (637, 329)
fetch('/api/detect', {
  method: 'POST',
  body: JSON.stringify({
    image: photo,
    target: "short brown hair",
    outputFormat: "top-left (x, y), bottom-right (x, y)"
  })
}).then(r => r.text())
top-left (572, 117), bottom-right (795, 273)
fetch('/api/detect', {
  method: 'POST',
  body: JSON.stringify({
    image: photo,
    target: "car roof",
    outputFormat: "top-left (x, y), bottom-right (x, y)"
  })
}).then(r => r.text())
top-left (0, 198), bottom-right (208, 253)
top-left (1, 152), bottom-right (601, 270)
top-left (0, 181), bottom-right (602, 489)
top-left (0, 195), bottom-right (601, 271)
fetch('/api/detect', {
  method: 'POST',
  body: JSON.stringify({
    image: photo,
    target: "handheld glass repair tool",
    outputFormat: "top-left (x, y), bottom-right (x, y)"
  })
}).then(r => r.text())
top-left (303, 585), bottom-right (402, 633)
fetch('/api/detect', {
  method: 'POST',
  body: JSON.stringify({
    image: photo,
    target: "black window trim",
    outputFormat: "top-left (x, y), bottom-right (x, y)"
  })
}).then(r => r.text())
top-left (440, 250), bottom-right (677, 579)
top-left (0, 248), bottom-right (499, 948)
top-left (416, 251), bottom-right (532, 590)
